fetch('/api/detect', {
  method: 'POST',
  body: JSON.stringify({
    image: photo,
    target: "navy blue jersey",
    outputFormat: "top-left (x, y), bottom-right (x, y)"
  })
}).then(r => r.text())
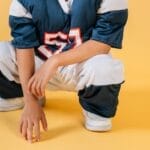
top-left (9, 0), bottom-right (128, 59)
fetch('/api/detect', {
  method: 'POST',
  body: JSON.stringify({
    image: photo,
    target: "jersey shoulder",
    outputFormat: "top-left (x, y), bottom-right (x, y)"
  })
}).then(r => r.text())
top-left (18, 0), bottom-right (45, 13)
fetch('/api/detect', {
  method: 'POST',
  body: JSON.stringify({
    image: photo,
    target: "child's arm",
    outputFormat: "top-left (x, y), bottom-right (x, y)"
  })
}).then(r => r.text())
top-left (9, 0), bottom-right (48, 143)
top-left (28, 0), bottom-right (128, 97)
top-left (28, 40), bottom-right (110, 97)
top-left (16, 49), bottom-right (35, 100)
top-left (16, 49), bottom-right (47, 143)
top-left (56, 40), bottom-right (110, 66)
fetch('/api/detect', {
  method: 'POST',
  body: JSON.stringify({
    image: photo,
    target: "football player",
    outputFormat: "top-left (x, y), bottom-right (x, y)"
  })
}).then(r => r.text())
top-left (0, 0), bottom-right (128, 142)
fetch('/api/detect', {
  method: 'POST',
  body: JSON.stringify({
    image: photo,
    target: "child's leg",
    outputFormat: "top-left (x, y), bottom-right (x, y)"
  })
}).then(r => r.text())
top-left (75, 54), bottom-right (124, 131)
top-left (46, 54), bottom-right (123, 118)
top-left (76, 54), bottom-right (124, 117)
top-left (0, 41), bottom-right (44, 111)
top-left (46, 54), bottom-right (124, 131)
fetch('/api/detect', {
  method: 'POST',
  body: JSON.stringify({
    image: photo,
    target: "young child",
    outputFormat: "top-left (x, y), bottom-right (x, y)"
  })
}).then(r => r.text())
top-left (0, 0), bottom-right (128, 142)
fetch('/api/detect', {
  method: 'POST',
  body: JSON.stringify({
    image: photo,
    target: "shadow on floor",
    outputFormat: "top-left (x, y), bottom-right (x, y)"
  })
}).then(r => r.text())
top-left (1, 90), bottom-right (150, 141)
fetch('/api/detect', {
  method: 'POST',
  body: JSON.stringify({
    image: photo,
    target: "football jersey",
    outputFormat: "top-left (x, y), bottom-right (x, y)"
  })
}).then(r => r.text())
top-left (9, 0), bottom-right (128, 60)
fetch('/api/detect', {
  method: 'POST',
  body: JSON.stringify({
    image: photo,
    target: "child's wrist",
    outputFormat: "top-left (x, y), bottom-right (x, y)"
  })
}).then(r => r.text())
top-left (49, 54), bottom-right (60, 68)
top-left (23, 93), bottom-right (37, 103)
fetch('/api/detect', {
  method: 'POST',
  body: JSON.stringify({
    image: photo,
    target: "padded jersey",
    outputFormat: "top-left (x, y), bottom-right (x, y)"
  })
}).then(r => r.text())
top-left (9, 0), bottom-right (128, 59)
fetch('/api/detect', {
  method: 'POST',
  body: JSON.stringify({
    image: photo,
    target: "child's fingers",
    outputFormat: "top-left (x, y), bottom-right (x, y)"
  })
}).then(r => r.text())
top-left (41, 113), bottom-right (48, 131)
top-left (27, 120), bottom-right (33, 143)
top-left (36, 78), bottom-right (43, 97)
top-left (28, 77), bottom-right (39, 97)
top-left (30, 78), bottom-right (39, 97)
top-left (27, 76), bottom-right (35, 93)
top-left (40, 79), bottom-right (48, 97)
top-left (21, 120), bottom-right (28, 140)
top-left (28, 75), bottom-right (43, 97)
top-left (34, 120), bottom-right (40, 141)
top-left (19, 119), bottom-right (23, 134)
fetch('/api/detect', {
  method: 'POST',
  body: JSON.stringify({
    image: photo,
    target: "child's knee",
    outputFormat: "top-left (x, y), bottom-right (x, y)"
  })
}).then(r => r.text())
top-left (77, 54), bottom-right (124, 90)
top-left (89, 54), bottom-right (124, 85)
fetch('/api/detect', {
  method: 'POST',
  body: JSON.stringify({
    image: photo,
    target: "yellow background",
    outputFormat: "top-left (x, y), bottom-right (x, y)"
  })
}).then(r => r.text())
top-left (0, 0), bottom-right (150, 150)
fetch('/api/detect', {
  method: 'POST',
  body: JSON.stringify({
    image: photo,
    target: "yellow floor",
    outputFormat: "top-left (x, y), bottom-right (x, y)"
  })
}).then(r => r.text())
top-left (0, 0), bottom-right (150, 150)
top-left (0, 90), bottom-right (150, 150)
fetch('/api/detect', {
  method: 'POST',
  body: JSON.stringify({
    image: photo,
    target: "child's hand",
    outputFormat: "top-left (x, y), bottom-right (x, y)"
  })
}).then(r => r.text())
top-left (20, 96), bottom-right (47, 143)
top-left (28, 56), bottom-right (59, 97)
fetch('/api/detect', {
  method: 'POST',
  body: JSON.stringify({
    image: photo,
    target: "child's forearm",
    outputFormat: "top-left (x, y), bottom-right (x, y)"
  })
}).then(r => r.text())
top-left (54, 40), bottom-right (111, 67)
top-left (16, 48), bottom-right (35, 102)
top-left (16, 49), bottom-right (47, 143)
top-left (27, 40), bottom-right (111, 98)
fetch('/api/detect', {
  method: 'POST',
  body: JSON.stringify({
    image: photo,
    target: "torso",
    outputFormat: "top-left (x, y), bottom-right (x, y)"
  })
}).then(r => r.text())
top-left (20, 0), bottom-right (101, 59)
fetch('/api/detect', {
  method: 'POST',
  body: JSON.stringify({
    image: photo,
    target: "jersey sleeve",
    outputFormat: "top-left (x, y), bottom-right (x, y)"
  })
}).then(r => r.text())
top-left (91, 0), bottom-right (128, 49)
top-left (9, 0), bottom-right (39, 49)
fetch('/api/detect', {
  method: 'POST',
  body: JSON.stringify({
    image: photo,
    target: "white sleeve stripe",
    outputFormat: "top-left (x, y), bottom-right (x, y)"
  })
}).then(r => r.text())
top-left (97, 0), bottom-right (128, 14)
top-left (9, 0), bottom-right (32, 18)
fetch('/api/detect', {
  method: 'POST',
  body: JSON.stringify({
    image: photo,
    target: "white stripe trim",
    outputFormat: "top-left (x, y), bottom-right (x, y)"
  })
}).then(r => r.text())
top-left (58, 0), bottom-right (70, 14)
top-left (97, 0), bottom-right (128, 14)
top-left (58, 0), bottom-right (73, 14)
top-left (38, 45), bottom-right (52, 58)
top-left (9, 0), bottom-right (32, 18)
